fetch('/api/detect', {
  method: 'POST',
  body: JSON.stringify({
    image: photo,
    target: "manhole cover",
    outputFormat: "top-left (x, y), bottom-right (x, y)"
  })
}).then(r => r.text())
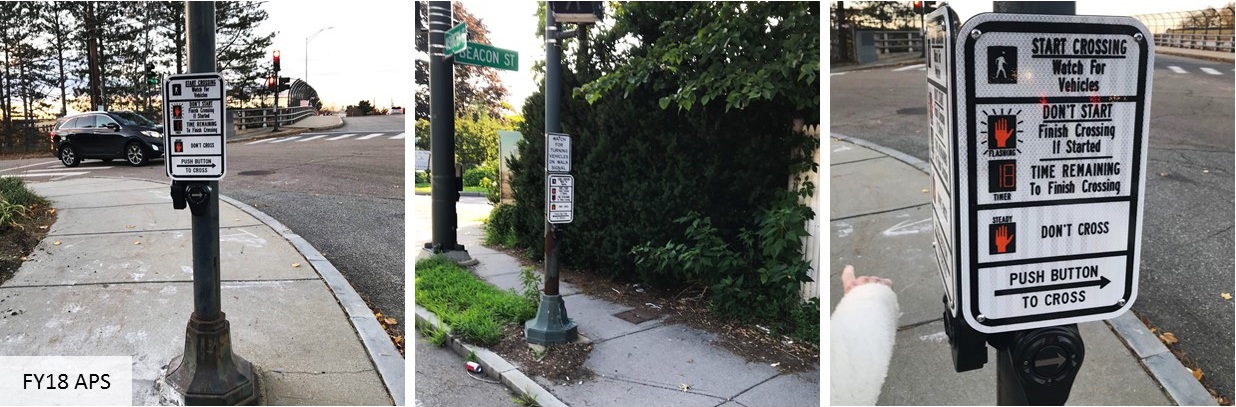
top-left (896, 106), bottom-right (928, 115)
top-left (613, 308), bottom-right (659, 324)
top-left (237, 170), bottom-right (274, 176)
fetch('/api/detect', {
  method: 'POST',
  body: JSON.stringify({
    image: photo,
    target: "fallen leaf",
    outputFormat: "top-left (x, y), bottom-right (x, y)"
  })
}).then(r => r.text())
top-left (1191, 368), bottom-right (1204, 381)
top-left (1223, 293), bottom-right (1233, 301)
top-left (53, 241), bottom-right (61, 246)
top-left (383, 317), bottom-right (397, 325)
top-left (47, 208), bottom-right (56, 215)
top-left (1159, 172), bottom-right (1169, 177)
top-left (20, 256), bottom-right (27, 261)
top-left (38, 226), bottom-right (47, 229)
top-left (134, 241), bottom-right (141, 245)
top-left (126, 225), bottom-right (135, 228)
top-left (291, 263), bottom-right (301, 268)
top-left (679, 383), bottom-right (690, 392)
top-left (771, 362), bottom-right (781, 367)
top-left (1159, 332), bottom-right (1179, 345)
top-left (920, 188), bottom-right (928, 193)
top-left (1203, 169), bottom-right (1210, 174)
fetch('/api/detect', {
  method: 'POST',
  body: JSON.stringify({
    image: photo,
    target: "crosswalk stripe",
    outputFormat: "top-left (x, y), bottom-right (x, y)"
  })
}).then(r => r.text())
top-left (1200, 67), bottom-right (1222, 75)
top-left (297, 135), bottom-right (328, 142)
top-left (0, 160), bottom-right (61, 173)
top-left (1, 172), bottom-right (90, 178)
top-left (830, 72), bottom-right (847, 76)
top-left (356, 133), bottom-right (385, 140)
top-left (893, 63), bottom-right (926, 72)
top-left (270, 136), bottom-right (302, 143)
top-left (390, 133), bottom-right (405, 140)
top-left (1167, 65), bottom-right (1187, 74)
top-left (246, 139), bottom-right (273, 145)
top-left (918, 67), bottom-right (927, 71)
top-left (327, 133), bottom-right (357, 141)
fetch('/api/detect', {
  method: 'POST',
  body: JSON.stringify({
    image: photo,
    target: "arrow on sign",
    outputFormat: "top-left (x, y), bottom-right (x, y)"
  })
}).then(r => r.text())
top-left (994, 276), bottom-right (1111, 296)
top-left (177, 163), bottom-right (217, 168)
top-left (1035, 352), bottom-right (1067, 369)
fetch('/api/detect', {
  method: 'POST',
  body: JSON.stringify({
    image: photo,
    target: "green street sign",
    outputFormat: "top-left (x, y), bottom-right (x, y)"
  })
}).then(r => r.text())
top-left (454, 42), bottom-right (519, 71)
top-left (444, 23), bottom-right (467, 57)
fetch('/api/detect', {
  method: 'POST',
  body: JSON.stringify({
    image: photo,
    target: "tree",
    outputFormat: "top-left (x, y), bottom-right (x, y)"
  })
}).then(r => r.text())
top-left (214, 1), bottom-right (276, 107)
top-left (413, 1), bottom-right (510, 121)
top-left (39, 2), bottom-right (83, 117)
top-left (357, 100), bottom-right (375, 115)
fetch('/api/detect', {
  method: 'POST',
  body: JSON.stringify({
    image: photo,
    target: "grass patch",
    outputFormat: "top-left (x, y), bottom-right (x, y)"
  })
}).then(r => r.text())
top-left (415, 255), bottom-right (536, 345)
top-left (0, 177), bottom-right (55, 286)
top-left (414, 183), bottom-right (487, 194)
top-left (419, 322), bottom-right (449, 347)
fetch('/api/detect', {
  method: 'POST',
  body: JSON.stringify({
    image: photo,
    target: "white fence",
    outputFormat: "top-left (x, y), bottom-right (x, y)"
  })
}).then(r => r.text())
top-left (797, 124), bottom-right (821, 301)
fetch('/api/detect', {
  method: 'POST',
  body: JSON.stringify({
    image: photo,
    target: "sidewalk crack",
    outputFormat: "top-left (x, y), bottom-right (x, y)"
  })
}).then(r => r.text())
top-left (831, 202), bottom-right (930, 222)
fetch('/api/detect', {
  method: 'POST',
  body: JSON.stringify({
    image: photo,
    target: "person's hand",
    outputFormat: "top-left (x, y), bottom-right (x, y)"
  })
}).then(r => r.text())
top-left (842, 265), bottom-right (892, 294)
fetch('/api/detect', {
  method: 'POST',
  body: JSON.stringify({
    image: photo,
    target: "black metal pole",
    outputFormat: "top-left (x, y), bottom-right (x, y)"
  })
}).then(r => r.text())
top-left (525, 3), bottom-right (578, 346)
top-left (427, 1), bottom-right (461, 253)
top-left (272, 67), bottom-right (281, 132)
top-left (164, 3), bottom-right (256, 404)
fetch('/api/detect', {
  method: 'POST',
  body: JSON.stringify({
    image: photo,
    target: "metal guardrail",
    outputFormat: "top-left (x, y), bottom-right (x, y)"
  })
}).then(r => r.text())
top-left (1155, 33), bottom-right (1235, 52)
top-left (870, 30), bottom-right (923, 54)
top-left (231, 106), bottom-right (317, 130)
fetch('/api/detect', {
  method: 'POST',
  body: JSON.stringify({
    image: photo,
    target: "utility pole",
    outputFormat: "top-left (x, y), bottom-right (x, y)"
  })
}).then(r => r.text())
top-left (163, 3), bottom-right (257, 405)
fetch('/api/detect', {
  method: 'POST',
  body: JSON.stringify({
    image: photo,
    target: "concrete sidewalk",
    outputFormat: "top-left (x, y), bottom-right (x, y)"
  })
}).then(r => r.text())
top-left (0, 177), bottom-right (402, 405)
top-left (828, 135), bottom-right (1215, 405)
top-left (415, 223), bottom-right (820, 407)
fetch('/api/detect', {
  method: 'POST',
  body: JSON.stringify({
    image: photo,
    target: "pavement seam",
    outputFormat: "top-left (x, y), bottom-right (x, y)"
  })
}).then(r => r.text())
top-left (830, 156), bottom-right (885, 166)
top-left (0, 278), bottom-right (321, 290)
top-left (582, 321), bottom-right (667, 346)
top-left (218, 193), bottom-right (404, 406)
top-left (412, 305), bottom-right (569, 407)
top-left (831, 135), bottom-right (1216, 406)
top-left (829, 202), bottom-right (930, 222)
top-left (47, 224), bottom-right (265, 237)
top-left (716, 371), bottom-right (780, 403)
top-left (590, 373), bottom-right (732, 401)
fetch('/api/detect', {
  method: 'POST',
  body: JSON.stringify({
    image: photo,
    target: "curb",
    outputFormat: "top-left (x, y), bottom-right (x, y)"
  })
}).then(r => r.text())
top-left (831, 56), bottom-right (927, 73)
top-left (413, 191), bottom-right (486, 197)
top-left (221, 194), bottom-right (405, 406)
top-left (414, 305), bottom-right (568, 407)
top-left (829, 134), bottom-right (1216, 406)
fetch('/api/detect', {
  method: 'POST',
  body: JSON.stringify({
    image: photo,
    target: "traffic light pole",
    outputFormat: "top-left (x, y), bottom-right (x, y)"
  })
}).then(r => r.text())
top-left (525, 5), bottom-right (578, 346)
top-left (163, 3), bottom-right (257, 405)
top-left (425, 1), bottom-right (472, 263)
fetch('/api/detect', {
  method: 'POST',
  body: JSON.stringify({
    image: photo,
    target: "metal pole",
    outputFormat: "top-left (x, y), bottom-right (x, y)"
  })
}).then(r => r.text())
top-left (272, 64), bottom-right (281, 132)
top-left (427, 1), bottom-right (462, 253)
top-left (163, 3), bottom-right (256, 404)
top-left (525, 4), bottom-right (578, 346)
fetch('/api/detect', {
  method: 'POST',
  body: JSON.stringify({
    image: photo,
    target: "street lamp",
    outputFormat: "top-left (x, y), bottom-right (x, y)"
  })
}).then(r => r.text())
top-left (305, 26), bottom-right (334, 84)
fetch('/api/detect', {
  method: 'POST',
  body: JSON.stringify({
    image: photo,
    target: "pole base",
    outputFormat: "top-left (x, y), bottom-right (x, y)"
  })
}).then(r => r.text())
top-left (164, 312), bottom-right (258, 406)
top-left (525, 294), bottom-right (578, 345)
top-left (422, 243), bottom-right (477, 266)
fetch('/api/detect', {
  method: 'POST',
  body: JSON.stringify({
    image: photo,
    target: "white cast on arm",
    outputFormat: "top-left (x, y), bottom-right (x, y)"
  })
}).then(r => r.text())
top-left (830, 282), bottom-right (899, 406)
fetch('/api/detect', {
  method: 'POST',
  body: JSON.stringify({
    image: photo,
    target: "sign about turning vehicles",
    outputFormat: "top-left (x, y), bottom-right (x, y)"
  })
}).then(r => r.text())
top-left (938, 13), bottom-right (1153, 333)
top-left (163, 73), bottom-right (227, 181)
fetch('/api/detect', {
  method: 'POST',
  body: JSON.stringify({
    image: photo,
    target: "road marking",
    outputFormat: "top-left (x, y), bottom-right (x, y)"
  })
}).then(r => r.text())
top-left (327, 133), bottom-right (357, 141)
top-left (1, 172), bottom-right (90, 178)
top-left (270, 136), bottom-right (302, 143)
top-left (919, 67), bottom-right (927, 70)
top-left (356, 133), bottom-right (385, 140)
top-left (24, 167), bottom-right (113, 173)
top-left (297, 135), bottom-right (328, 142)
top-left (390, 133), bottom-right (405, 140)
top-left (246, 139), bottom-right (273, 145)
top-left (0, 160), bottom-right (61, 173)
top-left (1167, 65), bottom-right (1187, 74)
top-left (830, 72), bottom-right (847, 76)
top-left (893, 63), bottom-right (926, 72)
top-left (1199, 67), bottom-right (1222, 75)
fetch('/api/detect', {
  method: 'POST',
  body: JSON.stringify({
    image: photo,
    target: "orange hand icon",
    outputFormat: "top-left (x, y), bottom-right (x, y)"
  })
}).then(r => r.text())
top-left (995, 225), bottom-right (1014, 253)
top-left (994, 118), bottom-right (1013, 148)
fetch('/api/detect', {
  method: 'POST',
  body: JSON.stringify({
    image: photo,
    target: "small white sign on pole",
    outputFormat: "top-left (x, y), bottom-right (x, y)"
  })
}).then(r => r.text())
top-left (547, 174), bottom-right (574, 224)
top-left (164, 73), bottom-right (227, 181)
top-left (547, 133), bottom-right (571, 173)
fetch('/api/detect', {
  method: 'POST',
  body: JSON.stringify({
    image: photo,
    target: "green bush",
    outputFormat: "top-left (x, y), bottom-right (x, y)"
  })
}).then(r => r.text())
top-left (415, 170), bottom-right (429, 184)
top-left (484, 204), bottom-right (519, 248)
top-left (463, 161), bottom-right (498, 187)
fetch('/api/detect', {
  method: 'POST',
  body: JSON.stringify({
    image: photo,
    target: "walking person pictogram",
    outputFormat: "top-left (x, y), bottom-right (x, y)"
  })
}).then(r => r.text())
top-left (987, 46), bottom-right (1017, 84)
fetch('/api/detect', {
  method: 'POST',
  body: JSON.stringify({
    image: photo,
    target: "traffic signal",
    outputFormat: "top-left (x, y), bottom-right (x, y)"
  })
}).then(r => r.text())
top-left (278, 77), bottom-right (291, 92)
top-left (272, 50), bottom-right (280, 71)
top-left (145, 63), bottom-right (157, 85)
top-left (913, 1), bottom-right (923, 12)
top-left (267, 75), bottom-right (277, 92)
top-left (923, 1), bottom-right (937, 13)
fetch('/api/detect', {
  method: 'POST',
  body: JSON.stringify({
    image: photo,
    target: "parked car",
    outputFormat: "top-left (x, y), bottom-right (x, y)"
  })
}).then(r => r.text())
top-left (388, 106), bottom-right (405, 115)
top-left (50, 111), bottom-right (164, 167)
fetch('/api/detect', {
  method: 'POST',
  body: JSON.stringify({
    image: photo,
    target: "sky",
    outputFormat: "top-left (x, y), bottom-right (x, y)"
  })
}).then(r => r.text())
top-left (443, 0), bottom-right (1233, 115)
top-left (259, 0), bottom-right (412, 111)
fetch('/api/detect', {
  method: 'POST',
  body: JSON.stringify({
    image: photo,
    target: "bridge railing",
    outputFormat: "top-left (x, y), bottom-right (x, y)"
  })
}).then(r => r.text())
top-left (1134, 8), bottom-right (1235, 53)
top-left (231, 106), bottom-right (317, 130)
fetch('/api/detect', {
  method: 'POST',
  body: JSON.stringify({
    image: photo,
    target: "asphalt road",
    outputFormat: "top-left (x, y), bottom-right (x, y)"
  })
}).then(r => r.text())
top-left (0, 115), bottom-right (408, 336)
top-left (831, 53), bottom-right (1235, 399)
top-left (414, 333), bottom-right (517, 407)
